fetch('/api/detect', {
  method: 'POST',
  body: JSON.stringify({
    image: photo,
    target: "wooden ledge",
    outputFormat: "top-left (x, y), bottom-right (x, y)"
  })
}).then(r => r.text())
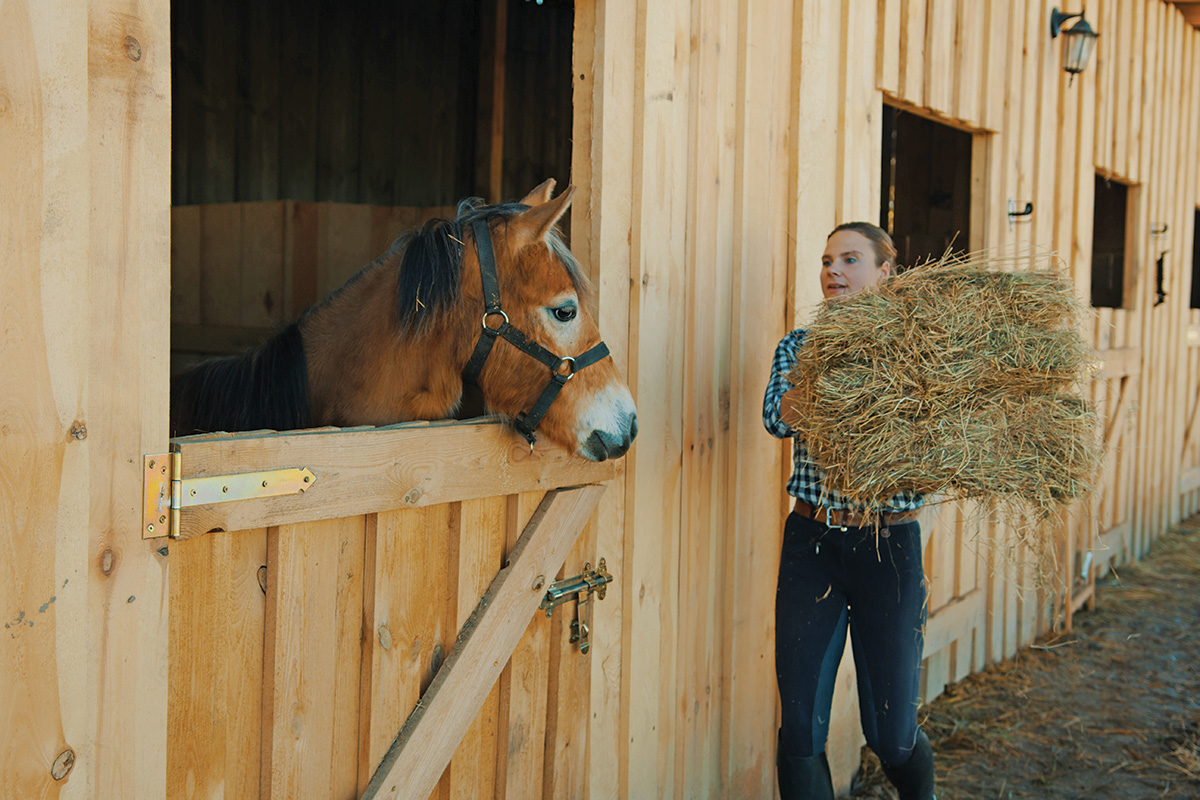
top-left (170, 419), bottom-right (617, 539)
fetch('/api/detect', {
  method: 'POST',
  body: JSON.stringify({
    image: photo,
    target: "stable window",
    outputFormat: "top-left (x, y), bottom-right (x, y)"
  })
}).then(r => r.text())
top-left (880, 104), bottom-right (973, 269)
top-left (1191, 209), bottom-right (1200, 309)
top-left (1091, 175), bottom-right (1133, 309)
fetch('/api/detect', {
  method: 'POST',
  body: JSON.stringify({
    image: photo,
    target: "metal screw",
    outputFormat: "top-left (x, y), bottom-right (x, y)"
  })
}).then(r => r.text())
top-left (221, 486), bottom-right (228, 494)
top-left (303, 475), bottom-right (311, 483)
top-left (262, 480), bottom-right (268, 487)
top-left (190, 488), bottom-right (196, 497)
top-left (148, 459), bottom-right (155, 470)
top-left (533, 575), bottom-right (546, 591)
top-left (146, 524), bottom-right (154, 533)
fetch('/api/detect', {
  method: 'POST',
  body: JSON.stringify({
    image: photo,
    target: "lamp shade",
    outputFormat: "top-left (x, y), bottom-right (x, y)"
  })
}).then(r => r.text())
top-left (1062, 18), bottom-right (1098, 75)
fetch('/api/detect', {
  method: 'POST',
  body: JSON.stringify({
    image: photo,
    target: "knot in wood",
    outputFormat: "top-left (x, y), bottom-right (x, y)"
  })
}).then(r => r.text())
top-left (51, 748), bottom-right (75, 781)
top-left (124, 36), bottom-right (142, 61)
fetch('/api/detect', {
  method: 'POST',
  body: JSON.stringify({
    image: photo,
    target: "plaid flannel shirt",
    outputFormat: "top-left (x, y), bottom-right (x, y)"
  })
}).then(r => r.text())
top-left (763, 328), bottom-right (924, 513)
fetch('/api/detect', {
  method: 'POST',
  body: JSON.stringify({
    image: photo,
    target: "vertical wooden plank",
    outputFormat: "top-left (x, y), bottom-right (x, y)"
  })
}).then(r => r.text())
top-left (879, 0), bottom-right (902, 94)
top-left (239, 202), bottom-right (286, 329)
top-left (953, 0), bottom-right (984, 125)
top-left (236, 0), bottom-right (281, 201)
top-left (172, 206), bottom-right (203, 327)
top-left (447, 497), bottom-right (507, 800)
top-left (677, 0), bottom-right (737, 796)
top-left (838, 0), bottom-right (882, 220)
top-left (624, 1), bottom-right (690, 797)
top-left (723, 0), bottom-right (795, 794)
top-left (279, 0), bottom-right (320, 201)
top-left (791, 0), bottom-right (842, 323)
top-left (924, 0), bottom-right (955, 114)
top-left (357, 505), bottom-right (457, 796)
top-left (359, 0), bottom-right (399, 205)
top-left (572, 1), bottom-right (636, 797)
top-left (1127, 0), bottom-right (1146, 184)
top-left (168, 530), bottom-right (268, 800)
top-left (199, 203), bottom-right (244, 328)
top-left (198, 0), bottom-right (237, 203)
top-left (0, 12), bottom-right (91, 796)
top-left (286, 201), bottom-right (319, 321)
top-left (493, 492), bottom-right (549, 800)
top-left (262, 517), bottom-right (365, 800)
top-left (898, 0), bottom-right (927, 106)
top-left (88, 0), bottom-right (172, 796)
top-left (980, 0), bottom-right (1011, 132)
top-left (316, 204), bottom-right (376, 301)
top-left (315, 0), bottom-right (362, 202)
top-left (1113, 0), bottom-right (1134, 176)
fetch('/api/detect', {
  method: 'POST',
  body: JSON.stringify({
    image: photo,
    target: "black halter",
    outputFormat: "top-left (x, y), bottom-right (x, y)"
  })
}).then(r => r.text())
top-left (462, 219), bottom-right (610, 447)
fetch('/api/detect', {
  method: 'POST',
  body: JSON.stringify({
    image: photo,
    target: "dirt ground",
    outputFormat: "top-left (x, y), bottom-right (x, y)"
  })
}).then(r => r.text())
top-left (849, 516), bottom-right (1200, 800)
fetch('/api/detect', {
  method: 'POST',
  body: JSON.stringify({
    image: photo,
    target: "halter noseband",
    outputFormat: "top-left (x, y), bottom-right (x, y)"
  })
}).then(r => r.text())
top-left (461, 219), bottom-right (610, 447)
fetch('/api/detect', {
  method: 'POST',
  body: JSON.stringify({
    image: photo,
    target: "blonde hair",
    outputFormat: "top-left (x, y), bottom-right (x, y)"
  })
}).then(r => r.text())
top-left (828, 222), bottom-right (896, 268)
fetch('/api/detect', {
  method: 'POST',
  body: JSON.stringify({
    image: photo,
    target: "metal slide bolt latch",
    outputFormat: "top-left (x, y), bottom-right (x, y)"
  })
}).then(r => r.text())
top-left (538, 558), bottom-right (613, 655)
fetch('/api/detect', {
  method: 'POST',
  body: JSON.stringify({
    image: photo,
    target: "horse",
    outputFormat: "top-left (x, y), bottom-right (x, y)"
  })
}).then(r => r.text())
top-left (171, 180), bottom-right (638, 462)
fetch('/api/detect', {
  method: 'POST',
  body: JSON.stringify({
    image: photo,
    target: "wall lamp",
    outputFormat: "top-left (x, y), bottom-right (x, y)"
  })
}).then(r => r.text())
top-left (1050, 8), bottom-right (1099, 84)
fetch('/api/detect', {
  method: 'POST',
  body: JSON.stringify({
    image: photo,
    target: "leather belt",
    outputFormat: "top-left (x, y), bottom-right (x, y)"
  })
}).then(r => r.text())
top-left (793, 498), bottom-right (919, 530)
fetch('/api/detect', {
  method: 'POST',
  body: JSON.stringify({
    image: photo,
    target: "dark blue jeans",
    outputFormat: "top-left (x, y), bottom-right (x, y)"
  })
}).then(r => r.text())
top-left (775, 511), bottom-right (927, 766)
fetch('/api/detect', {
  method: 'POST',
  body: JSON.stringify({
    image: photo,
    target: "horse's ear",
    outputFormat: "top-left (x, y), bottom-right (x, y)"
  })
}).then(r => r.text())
top-left (513, 185), bottom-right (576, 244)
top-left (518, 179), bottom-right (556, 206)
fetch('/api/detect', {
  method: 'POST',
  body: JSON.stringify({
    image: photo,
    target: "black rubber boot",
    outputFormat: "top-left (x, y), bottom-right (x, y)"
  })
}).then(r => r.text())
top-left (776, 748), bottom-right (834, 800)
top-left (880, 729), bottom-right (936, 800)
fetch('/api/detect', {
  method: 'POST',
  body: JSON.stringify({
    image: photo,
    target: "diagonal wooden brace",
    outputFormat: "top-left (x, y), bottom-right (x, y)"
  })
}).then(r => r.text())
top-left (360, 483), bottom-right (606, 800)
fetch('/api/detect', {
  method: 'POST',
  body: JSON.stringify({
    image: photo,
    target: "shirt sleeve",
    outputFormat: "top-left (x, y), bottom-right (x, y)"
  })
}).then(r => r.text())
top-left (763, 328), bottom-right (806, 439)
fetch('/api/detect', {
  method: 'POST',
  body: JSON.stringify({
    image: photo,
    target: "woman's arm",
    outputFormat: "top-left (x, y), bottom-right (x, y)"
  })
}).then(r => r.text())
top-left (762, 329), bottom-right (806, 439)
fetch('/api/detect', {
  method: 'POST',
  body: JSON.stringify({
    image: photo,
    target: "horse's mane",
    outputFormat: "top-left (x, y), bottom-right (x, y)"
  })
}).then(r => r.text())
top-left (394, 198), bottom-right (591, 336)
top-left (171, 322), bottom-right (309, 436)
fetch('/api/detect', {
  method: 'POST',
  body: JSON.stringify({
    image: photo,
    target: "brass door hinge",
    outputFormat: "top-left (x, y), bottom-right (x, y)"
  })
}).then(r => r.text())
top-left (538, 558), bottom-right (612, 655)
top-left (142, 451), bottom-right (317, 539)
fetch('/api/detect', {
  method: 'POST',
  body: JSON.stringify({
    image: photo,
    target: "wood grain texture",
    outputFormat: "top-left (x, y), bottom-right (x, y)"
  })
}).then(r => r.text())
top-left (0, 3), bottom-right (88, 797)
top-left (361, 485), bottom-right (606, 800)
top-left (261, 516), bottom-right (365, 800)
top-left (87, 0), bottom-right (172, 796)
top-left (171, 421), bottom-right (614, 539)
top-left (167, 530), bottom-right (267, 800)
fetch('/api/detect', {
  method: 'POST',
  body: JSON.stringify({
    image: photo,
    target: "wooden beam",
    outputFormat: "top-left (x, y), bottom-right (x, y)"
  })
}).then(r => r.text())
top-left (171, 420), bottom-right (615, 539)
top-left (924, 590), bottom-right (984, 657)
top-left (360, 484), bottom-right (607, 800)
top-left (1180, 463), bottom-right (1200, 494)
top-left (1096, 346), bottom-right (1142, 379)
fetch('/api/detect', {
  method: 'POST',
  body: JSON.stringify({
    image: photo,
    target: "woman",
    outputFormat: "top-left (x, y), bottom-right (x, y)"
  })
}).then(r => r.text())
top-left (763, 222), bottom-right (935, 800)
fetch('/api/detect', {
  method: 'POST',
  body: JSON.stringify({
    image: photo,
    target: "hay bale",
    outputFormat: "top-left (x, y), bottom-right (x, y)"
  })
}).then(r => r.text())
top-left (781, 252), bottom-right (1102, 518)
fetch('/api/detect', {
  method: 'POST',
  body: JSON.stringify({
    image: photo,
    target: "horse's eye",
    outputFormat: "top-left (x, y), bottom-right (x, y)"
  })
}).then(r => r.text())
top-left (552, 305), bottom-right (577, 322)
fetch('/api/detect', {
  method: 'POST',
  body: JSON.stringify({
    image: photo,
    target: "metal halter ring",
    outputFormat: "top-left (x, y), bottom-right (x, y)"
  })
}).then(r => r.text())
top-left (482, 309), bottom-right (509, 332)
top-left (555, 356), bottom-right (576, 380)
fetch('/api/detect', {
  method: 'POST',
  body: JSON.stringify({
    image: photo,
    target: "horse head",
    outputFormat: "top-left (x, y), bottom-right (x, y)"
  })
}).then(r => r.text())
top-left (457, 181), bottom-right (638, 461)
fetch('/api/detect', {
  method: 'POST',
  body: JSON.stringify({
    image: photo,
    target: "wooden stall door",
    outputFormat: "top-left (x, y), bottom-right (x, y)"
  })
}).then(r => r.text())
top-left (165, 423), bottom-right (613, 800)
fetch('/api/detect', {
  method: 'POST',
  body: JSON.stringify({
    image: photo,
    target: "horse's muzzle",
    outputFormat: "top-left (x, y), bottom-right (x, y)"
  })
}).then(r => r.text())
top-left (582, 413), bottom-right (638, 462)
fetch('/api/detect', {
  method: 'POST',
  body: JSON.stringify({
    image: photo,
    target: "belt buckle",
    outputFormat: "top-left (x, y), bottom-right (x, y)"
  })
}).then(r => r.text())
top-left (825, 507), bottom-right (847, 532)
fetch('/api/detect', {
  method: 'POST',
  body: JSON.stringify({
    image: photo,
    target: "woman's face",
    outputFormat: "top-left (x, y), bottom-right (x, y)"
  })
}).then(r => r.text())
top-left (821, 230), bottom-right (891, 298)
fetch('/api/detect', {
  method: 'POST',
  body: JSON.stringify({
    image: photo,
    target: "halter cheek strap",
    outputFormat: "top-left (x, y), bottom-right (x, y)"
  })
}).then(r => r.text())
top-left (462, 219), bottom-right (610, 446)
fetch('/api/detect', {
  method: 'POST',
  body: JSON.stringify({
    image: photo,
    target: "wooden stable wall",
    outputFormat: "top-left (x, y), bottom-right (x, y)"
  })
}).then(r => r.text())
top-left (8, 1), bottom-right (1200, 799)
top-left (2, 1), bottom-right (171, 798)
top-left (165, 422), bottom-right (614, 800)
top-left (169, 202), bottom-right (453, 361)
top-left (568, 0), bottom-right (1200, 796)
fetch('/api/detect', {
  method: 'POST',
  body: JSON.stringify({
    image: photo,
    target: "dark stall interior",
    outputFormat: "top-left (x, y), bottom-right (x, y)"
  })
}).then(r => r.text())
top-left (881, 105), bottom-right (973, 269)
top-left (170, 0), bottom-right (574, 370)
